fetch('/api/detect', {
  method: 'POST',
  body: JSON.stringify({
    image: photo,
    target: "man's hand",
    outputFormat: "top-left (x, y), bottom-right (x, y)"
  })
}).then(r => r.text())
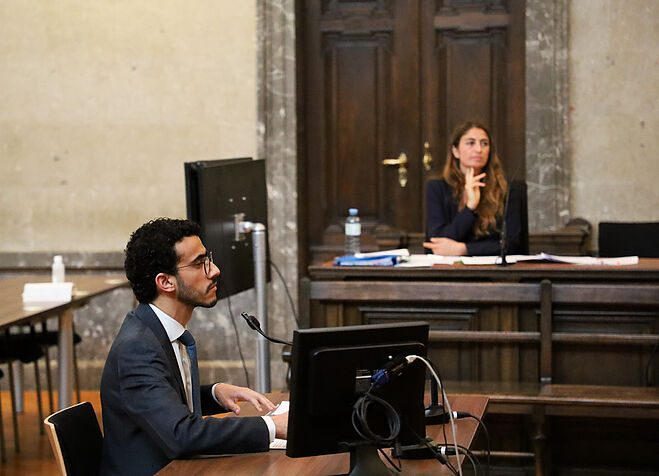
top-left (423, 237), bottom-right (467, 256)
top-left (213, 383), bottom-right (277, 415)
top-left (270, 412), bottom-right (288, 439)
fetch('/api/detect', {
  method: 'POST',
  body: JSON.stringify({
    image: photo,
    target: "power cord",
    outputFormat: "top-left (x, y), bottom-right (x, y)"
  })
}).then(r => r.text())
top-left (350, 382), bottom-right (403, 473)
top-left (464, 413), bottom-right (490, 476)
top-left (268, 259), bottom-right (300, 328)
top-left (405, 423), bottom-right (459, 475)
top-left (405, 355), bottom-right (463, 476)
top-left (220, 258), bottom-right (298, 389)
top-left (351, 384), bottom-right (401, 445)
top-left (225, 292), bottom-right (251, 388)
top-left (435, 444), bottom-right (481, 475)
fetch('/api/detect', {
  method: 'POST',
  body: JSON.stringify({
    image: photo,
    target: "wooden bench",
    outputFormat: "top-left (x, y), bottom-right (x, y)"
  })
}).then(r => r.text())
top-left (430, 280), bottom-right (659, 475)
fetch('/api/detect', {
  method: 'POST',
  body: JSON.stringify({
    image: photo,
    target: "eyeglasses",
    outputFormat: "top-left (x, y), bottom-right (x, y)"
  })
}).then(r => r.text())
top-left (175, 251), bottom-right (214, 276)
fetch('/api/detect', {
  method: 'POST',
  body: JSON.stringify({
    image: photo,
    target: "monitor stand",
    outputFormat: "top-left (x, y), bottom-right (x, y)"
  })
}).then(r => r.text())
top-left (329, 441), bottom-right (423, 476)
top-left (339, 442), bottom-right (395, 476)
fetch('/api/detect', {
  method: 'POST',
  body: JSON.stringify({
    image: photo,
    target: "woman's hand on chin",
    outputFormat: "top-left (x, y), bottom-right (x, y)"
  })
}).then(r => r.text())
top-left (463, 167), bottom-right (486, 210)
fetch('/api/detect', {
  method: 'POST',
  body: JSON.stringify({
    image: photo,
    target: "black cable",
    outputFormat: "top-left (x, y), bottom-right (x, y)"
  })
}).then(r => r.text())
top-left (406, 423), bottom-right (459, 476)
top-left (425, 359), bottom-right (451, 451)
top-left (436, 444), bottom-right (481, 476)
top-left (465, 414), bottom-right (490, 476)
top-left (225, 292), bottom-right (251, 388)
top-left (462, 447), bottom-right (479, 476)
top-left (268, 259), bottom-right (300, 328)
top-left (349, 384), bottom-right (404, 474)
top-left (378, 447), bottom-right (402, 473)
top-left (351, 386), bottom-right (401, 445)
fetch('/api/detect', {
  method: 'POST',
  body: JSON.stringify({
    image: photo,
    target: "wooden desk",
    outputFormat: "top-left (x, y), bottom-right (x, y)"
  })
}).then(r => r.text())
top-left (306, 258), bottom-right (659, 283)
top-left (158, 394), bottom-right (487, 476)
top-left (0, 274), bottom-right (129, 409)
top-left (303, 259), bottom-right (659, 386)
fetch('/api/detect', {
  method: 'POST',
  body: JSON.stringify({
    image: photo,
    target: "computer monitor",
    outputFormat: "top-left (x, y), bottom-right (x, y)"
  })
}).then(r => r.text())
top-left (184, 158), bottom-right (270, 299)
top-left (286, 321), bottom-right (429, 476)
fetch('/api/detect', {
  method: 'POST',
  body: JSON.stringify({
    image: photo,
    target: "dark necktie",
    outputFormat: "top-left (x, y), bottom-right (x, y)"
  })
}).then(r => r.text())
top-left (179, 330), bottom-right (202, 416)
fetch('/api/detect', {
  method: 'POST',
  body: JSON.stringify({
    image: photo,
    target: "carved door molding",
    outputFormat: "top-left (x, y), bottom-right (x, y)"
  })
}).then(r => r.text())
top-left (298, 0), bottom-right (525, 265)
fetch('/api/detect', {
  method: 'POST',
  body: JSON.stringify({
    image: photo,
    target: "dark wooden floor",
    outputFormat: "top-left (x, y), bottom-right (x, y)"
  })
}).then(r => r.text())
top-left (0, 390), bottom-right (101, 476)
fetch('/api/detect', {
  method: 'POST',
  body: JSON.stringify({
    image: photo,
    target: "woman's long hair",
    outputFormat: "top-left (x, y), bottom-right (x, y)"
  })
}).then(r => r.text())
top-left (442, 121), bottom-right (507, 237)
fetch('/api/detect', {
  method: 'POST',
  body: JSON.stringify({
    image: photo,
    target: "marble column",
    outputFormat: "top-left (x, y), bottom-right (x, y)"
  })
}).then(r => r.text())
top-left (257, 0), bottom-right (298, 387)
top-left (525, 0), bottom-right (570, 232)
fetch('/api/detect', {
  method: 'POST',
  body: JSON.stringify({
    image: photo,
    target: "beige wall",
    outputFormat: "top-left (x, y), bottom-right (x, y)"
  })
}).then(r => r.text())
top-left (2, 1), bottom-right (658, 254)
top-left (569, 0), bottom-right (659, 238)
top-left (0, 0), bottom-right (256, 252)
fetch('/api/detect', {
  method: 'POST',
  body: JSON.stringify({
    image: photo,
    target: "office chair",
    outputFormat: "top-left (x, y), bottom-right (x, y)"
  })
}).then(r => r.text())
top-left (0, 368), bottom-right (4, 463)
top-left (44, 401), bottom-right (103, 476)
top-left (598, 221), bottom-right (659, 258)
top-left (32, 322), bottom-right (83, 412)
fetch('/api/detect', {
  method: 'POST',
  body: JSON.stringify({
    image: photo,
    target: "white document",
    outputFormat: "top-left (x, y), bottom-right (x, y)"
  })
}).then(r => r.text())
top-left (459, 253), bottom-right (639, 266)
top-left (535, 253), bottom-right (639, 266)
top-left (353, 248), bottom-right (410, 259)
top-left (396, 254), bottom-right (461, 267)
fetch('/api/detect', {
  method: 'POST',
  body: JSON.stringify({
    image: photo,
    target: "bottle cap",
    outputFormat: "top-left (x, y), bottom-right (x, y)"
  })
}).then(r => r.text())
top-left (54, 255), bottom-right (63, 264)
top-left (349, 208), bottom-right (358, 215)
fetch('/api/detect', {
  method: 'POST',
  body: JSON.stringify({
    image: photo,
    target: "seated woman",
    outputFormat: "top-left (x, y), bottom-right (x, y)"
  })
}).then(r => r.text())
top-left (424, 121), bottom-right (526, 256)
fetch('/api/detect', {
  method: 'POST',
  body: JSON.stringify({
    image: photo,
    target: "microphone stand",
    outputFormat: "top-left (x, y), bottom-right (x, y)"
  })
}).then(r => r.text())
top-left (498, 216), bottom-right (509, 266)
top-left (497, 183), bottom-right (513, 267)
top-left (424, 376), bottom-right (445, 424)
top-left (235, 218), bottom-right (271, 392)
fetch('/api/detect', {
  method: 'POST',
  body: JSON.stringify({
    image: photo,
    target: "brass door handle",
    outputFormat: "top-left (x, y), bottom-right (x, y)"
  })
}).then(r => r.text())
top-left (382, 152), bottom-right (408, 188)
top-left (423, 141), bottom-right (432, 171)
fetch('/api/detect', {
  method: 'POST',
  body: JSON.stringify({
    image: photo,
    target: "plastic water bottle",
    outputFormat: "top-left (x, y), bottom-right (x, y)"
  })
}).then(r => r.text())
top-left (344, 208), bottom-right (361, 255)
top-left (52, 255), bottom-right (65, 283)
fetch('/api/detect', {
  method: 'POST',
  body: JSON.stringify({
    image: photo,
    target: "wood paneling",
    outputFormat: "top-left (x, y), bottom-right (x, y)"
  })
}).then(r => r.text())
top-left (299, 0), bottom-right (526, 265)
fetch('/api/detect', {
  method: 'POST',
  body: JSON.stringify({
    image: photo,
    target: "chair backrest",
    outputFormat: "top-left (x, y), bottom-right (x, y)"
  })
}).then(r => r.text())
top-left (598, 221), bottom-right (659, 258)
top-left (44, 401), bottom-right (103, 476)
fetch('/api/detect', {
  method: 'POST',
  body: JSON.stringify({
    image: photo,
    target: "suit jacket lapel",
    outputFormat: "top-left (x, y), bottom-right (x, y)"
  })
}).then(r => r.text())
top-left (134, 303), bottom-right (187, 404)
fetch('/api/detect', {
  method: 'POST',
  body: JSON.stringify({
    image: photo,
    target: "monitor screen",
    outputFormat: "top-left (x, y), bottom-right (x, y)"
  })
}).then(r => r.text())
top-left (184, 158), bottom-right (270, 299)
top-left (286, 321), bottom-right (429, 470)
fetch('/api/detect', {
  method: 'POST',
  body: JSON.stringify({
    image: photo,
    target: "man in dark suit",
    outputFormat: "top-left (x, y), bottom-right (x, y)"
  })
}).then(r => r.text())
top-left (100, 218), bottom-right (287, 476)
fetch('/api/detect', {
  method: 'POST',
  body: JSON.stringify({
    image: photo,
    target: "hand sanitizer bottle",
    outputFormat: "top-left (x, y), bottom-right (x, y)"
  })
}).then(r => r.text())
top-left (52, 255), bottom-right (65, 283)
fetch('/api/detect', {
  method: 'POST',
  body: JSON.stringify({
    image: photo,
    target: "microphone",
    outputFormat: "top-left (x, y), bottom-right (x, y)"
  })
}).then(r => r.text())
top-left (240, 312), bottom-right (293, 346)
top-left (497, 162), bottom-right (523, 267)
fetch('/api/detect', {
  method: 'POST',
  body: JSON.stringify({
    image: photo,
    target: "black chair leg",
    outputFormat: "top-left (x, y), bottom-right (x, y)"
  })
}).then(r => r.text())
top-left (72, 326), bottom-right (81, 403)
top-left (33, 360), bottom-right (44, 435)
top-left (30, 325), bottom-right (45, 434)
top-left (6, 363), bottom-right (20, 453)
top-left (41, 322), bottom-right (54, 414)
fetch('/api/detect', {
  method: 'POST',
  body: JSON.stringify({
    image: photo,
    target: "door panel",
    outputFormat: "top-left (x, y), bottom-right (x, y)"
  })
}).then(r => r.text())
top-left (299, 0), bottom-right (525, 266)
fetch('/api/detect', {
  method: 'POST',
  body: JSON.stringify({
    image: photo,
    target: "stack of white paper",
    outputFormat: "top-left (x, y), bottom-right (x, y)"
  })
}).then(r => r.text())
top-left (22, 282), bottom-right (74, 304)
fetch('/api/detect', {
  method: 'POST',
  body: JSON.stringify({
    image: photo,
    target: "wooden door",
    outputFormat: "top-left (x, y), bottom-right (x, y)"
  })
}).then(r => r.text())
top-left (298, 0), bottom-right (525, 267)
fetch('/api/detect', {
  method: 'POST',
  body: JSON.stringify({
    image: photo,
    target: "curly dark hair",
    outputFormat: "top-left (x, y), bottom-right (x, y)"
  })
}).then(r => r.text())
top-left (124, 218), bottom-right (201, 303)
